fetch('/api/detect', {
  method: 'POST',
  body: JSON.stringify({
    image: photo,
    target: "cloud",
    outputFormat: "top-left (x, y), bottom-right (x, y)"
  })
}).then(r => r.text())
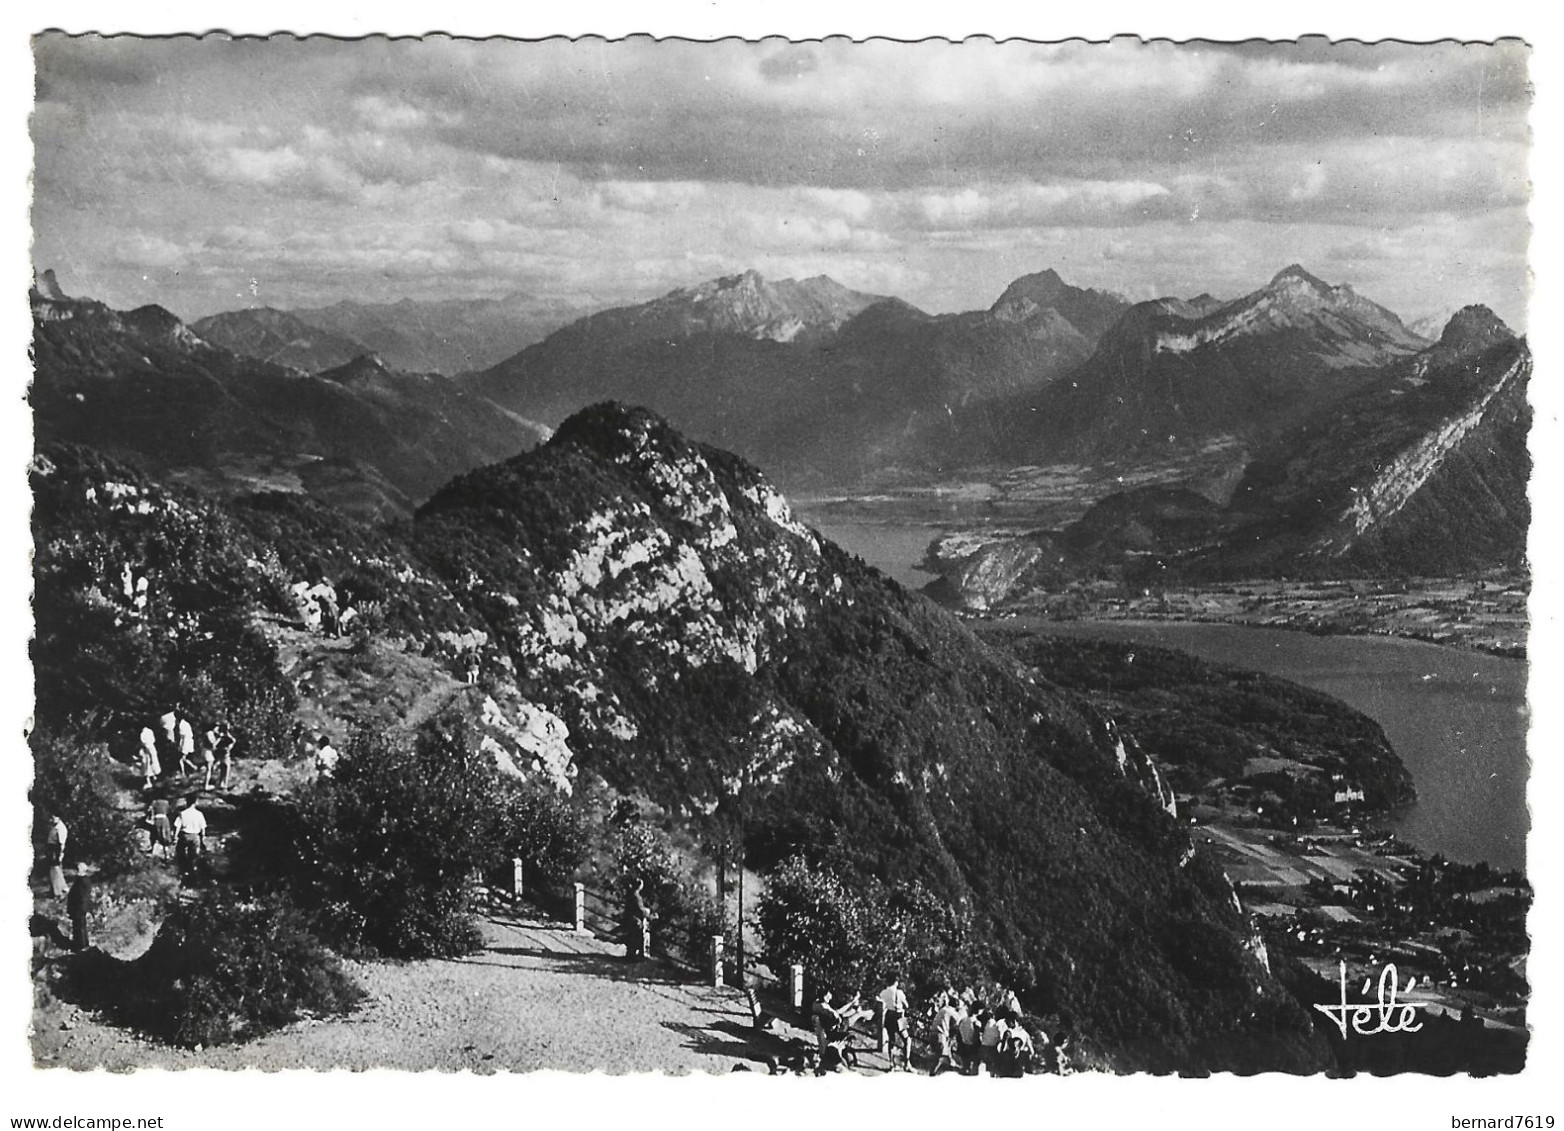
top-left (27, 35), bottom-right (1532, 329)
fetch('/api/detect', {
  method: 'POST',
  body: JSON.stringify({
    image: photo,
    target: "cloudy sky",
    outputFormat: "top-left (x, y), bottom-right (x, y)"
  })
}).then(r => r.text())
top-left (30, 35), bottom-right (1531, 327)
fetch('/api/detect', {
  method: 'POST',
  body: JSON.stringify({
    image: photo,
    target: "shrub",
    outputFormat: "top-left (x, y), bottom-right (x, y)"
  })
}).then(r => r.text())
top-left (29, 726), bottom-right (139, 875)
top-left (612, 818), bottom-right (724, 964)
top-left (86, 888), bottom-right (363, 1047)
top-left (492, 776), bottom-right (589, 887)
top-left (286, 724), bottom-right (503, 958)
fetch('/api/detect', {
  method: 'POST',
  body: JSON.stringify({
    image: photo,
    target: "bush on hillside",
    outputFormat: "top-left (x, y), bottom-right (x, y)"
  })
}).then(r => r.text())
top-left (285, 725), bottom-right (494, 957)
top-left (29, 726), bottom-right (139, 875)
top-left (756, 856), bottom-right (972, 998)
top-left (612, 817), bottom-right (724, 963)
top-left (76, 888), bottom-right (363, 1047)
top-left (492, 775), bottom-right (589, 887)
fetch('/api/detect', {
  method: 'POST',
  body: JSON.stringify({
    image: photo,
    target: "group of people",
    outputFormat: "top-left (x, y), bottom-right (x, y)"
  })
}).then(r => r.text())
top-left (144, 794), bottom-right (209, 877)
top-left (804, 976), bottom-right (1070, 1077)
top-left (930, 991), bottom-right (1055, 1077)
top-left (136, 709), bottom-right (235, 792)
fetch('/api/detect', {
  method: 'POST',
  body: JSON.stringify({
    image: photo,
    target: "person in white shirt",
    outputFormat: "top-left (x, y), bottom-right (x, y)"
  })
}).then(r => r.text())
top-left (878, 972), bottom-right (912, 1071)
top-left (45, 814), bottom-right (69, 898)
top-left (315, 735), bottom-right (339, 778)
top-left (158, 709), bottom-right (178, 770)
top-left (929, 991), bottom-right (964, 1076)
top-left (176, 715), bottom-right (196, 777)
top-left (173, 800), bottom-right (208, 879)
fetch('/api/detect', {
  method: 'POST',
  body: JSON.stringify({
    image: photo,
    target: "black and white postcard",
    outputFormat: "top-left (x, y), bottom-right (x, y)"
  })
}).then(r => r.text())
top-left (9, 6), bottom-right (1557, 1129)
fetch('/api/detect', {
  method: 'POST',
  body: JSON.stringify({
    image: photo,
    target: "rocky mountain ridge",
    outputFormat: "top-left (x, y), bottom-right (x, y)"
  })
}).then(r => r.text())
top-left (929, 309), bottom-right (1530, 606)
top-left (191, 307), bottom-right (373, 374)
top-left (30, 286), bottom-right (548, 519)
top-left (469, 266), bottom-right (1131, 486)
top-left (33, 403), bottom-right (1402, 1070)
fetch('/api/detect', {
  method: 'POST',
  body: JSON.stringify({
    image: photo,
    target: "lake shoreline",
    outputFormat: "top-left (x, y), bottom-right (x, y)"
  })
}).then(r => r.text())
top-left (983, 615), bottom-right (1528, 875)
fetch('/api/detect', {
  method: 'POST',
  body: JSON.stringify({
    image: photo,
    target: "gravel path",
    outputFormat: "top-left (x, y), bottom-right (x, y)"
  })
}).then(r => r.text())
top-left (34, 908), bottom-right (822, 1074)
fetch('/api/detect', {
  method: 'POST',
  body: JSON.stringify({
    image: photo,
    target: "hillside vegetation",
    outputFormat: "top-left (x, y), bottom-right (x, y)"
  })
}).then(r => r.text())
top-left (27, 404), bottom-right (1431, 1071)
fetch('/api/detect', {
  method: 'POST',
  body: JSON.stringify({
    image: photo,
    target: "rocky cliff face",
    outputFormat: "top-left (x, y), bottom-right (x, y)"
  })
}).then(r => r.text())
top-left (1151, 265), bottom-right (1426, 365)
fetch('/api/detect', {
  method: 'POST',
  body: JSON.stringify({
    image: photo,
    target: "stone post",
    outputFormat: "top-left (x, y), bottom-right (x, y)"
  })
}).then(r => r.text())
top-left (791, 964), bottom-right (805, 1010)
top-left (574, 882), bottom-right (587, 935)
top-left (511, 857), bottom-right (524, 902)
top-left (711, 935), bottom-right (725, 988)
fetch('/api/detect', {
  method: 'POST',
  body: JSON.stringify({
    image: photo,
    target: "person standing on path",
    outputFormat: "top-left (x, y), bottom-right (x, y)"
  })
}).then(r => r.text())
top-left (929, 991), bottom-right (964, 1076)
top-left (45, 813), bottom-right (69, 898)
top-left (157, 709), bottom-right (178, 779)
top-left (147, 796), bottom-right (173, 861)
top-left (173, 798), bottom-right (208, 881)
top-left (214, 722), bottom-right (236, 789)
top-left (200, 721), bottom-right (221, 790)
top-left (138, 723), bottom-right (161, 790)
top-left (176, 714), bottom-right (197, 777)
top-left (315, 734), bottom-right (339, 779)
top-left (878, 972), bottom-right (912, 1072)
top-left (66, 869), bottom-right (92, 951)
top-left (622, 878), bottom-right (649, 961)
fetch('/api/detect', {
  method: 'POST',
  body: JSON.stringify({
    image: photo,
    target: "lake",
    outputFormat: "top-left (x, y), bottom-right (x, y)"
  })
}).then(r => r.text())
top-left (809, 521), bottom-right (941, 590)
top-left (1000, 619), bottom-right (1529, 874)
top-left (806, 520), bottom-right (1531, 872)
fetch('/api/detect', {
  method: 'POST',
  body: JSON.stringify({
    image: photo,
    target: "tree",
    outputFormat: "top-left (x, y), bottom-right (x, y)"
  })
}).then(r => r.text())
top-left (287, 724), bottom-right (501, 958)
top-left (29, 725), bottom-right (139, 875)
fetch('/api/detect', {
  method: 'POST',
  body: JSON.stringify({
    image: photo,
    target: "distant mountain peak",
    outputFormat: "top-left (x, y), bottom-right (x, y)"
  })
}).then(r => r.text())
top-left (321, 352), bottom-right (393, 382)
top-left (1269, 263), bottom-right (1330, 290)
top-left (1438, 305), bottom-right (1515, 353)
top-left (988, 268), bottom-right (1129, 339)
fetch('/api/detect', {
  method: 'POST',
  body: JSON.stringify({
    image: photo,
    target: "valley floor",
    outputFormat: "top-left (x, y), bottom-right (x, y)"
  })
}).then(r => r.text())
top-left (982, 573), bottom-right (1528, 658)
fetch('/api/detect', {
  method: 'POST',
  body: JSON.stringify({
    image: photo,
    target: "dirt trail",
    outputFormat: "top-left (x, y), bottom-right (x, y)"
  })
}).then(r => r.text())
top-left (33, 908), bottom-right (831, 1074)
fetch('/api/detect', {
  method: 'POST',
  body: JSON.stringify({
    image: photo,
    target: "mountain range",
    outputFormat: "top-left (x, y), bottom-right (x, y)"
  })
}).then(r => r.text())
top-left (193, 291), bottom-right (597, 375)
top-left (33, 262), bottom-right (1526, 579)
top-left (31, 284), bottom-right (547, 519)
top-left (468, 268), bottom-right (1133, 485)
top-left (929, 304), bottom-right (1530, 606)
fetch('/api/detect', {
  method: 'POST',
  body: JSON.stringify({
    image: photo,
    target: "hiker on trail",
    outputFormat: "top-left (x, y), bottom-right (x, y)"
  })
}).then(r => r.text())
top-left (147, 796), bottom-right (174, 861)
top-left (315, 734), bottom-right (339, 778)
top-left (173, 798), bottom-right (208, 880)
top-left (201, 721), bottom-right (220, 790)
top-left (214, 722), bottom-right (236, 789)
top-left (66, 869), bottom-right (92, 952)
top-left (157, 709), bottom-right (178, 774)
top-left (138, 724), bottom-right (161, 789)
top-left (311, 581), bottom-right (340, 637)
top-left (176, 714), bottom-right (197, 777)
top-left (930, 991), bottom-right (965, 1077)
top-left (622, 878), bottom-right (649, 961)
top-left (45, 814), bottom-right (69, 898)
top-left (878, 972), bottom-right (912, 1071)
